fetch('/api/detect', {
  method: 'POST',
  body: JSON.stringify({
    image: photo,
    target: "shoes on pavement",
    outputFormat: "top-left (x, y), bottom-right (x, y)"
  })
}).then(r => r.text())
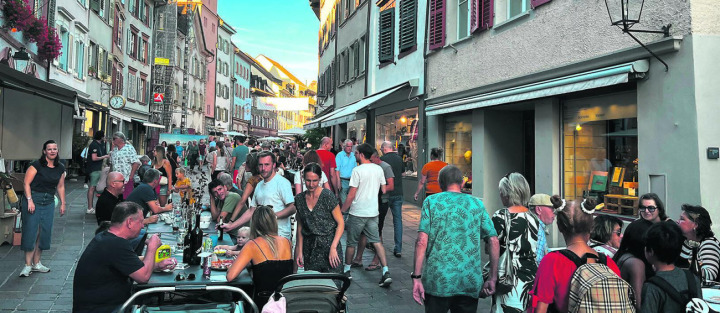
top-left (19, 265), bottom-right (32, 277)
top-left (365, 263), bottom-right (381, 271)
top-left (83, 183), bottom-right (88, 189)
top-left (350, 262), bottom-right (363, 268)
top-left (32, 262), bottom-right (50, 273)
top-left (379, 271), bottom-right (392, 287)
top-left (87, 208), bottom-right (95, 214)
top-left (344, 270), bottom-right (352, 280)
top-left (394, 252), bottom-right (402, 258)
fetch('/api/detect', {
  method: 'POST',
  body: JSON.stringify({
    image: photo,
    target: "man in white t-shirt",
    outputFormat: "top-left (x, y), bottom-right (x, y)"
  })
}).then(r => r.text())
top-left (221, 151), bottom-right (296, 239)
top-left (341, 143), bottom-right (391, 287)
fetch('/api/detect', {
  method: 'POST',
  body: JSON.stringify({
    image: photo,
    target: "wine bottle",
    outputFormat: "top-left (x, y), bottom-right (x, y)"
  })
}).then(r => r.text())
top-left (190, 212), bottom-right (204, 265)
top-left (182, 212), bottom-right (194, 264)
top-left (218, 221), bottom-right (224, 241)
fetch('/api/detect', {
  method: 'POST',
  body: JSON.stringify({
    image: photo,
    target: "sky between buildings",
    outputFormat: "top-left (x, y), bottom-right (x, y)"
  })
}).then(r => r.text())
top-left (219, 0), bottom-right (319, 85)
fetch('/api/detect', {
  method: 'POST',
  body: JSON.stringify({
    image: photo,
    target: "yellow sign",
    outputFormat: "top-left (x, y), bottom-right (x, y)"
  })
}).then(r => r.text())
top-left (154, 57), bottom-right (170, 66)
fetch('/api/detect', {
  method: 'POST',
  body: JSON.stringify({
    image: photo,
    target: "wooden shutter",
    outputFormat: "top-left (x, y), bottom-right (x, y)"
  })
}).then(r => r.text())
top-left (531, 0), bottom-right (551, 8)
top-left (90, 0), bottom-right (100, 12)
top-left (470, 0), bottom-right (480, 33)
top-left (378, 8), bottom-right (394, 64)
top-left (399, 0), bottom-right (417, 52)
top-left (480, 0), bottom-right (494, 30)
top-left (428, 0), bottom-right (445, 50)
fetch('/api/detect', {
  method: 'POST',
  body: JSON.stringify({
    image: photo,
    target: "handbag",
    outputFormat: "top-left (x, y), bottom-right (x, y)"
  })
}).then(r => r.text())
top-left (482, 208), bottom-right (517, 295)
top-left (262, 292), bottom-right (286, 313)
top-left (159, 176), bottom-right (168, 185)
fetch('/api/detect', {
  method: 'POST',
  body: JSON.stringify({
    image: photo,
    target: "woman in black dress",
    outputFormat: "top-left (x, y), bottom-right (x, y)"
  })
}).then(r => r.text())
top-left (294, 163), bottom-right (344, 273)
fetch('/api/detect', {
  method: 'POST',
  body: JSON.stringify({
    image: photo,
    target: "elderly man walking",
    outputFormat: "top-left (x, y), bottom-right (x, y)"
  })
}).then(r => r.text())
top-left (109, 132), bottom-right (140, 199)
top-left (412, 165), bottom-right (500, 313)
top-left (335, 139), bottom-right (356, 206)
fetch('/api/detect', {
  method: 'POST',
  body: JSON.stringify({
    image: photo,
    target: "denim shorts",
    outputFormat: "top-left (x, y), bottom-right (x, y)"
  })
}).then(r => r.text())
top-left (21, 191), bottom-right (56, 251)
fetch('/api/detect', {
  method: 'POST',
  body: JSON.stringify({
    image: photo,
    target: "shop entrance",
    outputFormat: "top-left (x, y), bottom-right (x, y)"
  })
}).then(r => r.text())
top-left (484, 108), bottom-right (535, 196)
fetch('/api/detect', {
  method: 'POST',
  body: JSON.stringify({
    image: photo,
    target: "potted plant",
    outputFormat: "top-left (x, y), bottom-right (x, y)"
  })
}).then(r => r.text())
top-left (88, 66), bottom-right (96, 77)
top-left (22, 16), bottom-right (46, 43)
top-left (37, 27), bottom-right (61, 61)
top-left (2, 0), bottom-right (32, 31)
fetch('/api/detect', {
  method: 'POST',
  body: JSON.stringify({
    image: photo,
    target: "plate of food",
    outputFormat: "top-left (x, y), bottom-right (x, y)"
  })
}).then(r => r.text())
top-left (210, 259), bottom-right (234, 271)
top-left (213, 249), bottom-right (227, 256)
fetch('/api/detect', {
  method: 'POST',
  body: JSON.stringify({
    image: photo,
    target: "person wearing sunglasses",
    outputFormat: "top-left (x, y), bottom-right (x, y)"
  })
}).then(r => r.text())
top-left (677, 204), bottom-right (720, 284)
top-left (589, 215), bottom-right (623, 258)
top-left (638, 193), bottom-right (669, 223)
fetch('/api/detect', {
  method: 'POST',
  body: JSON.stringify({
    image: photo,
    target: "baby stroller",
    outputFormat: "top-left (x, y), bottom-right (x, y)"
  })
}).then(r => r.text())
top-left (271, 272), bottom-right (351, 313)
top-left (118, 285), bottom-right (259, 313)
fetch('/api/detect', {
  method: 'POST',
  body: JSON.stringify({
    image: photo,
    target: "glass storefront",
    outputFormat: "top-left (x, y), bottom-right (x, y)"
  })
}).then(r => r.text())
top-left (444, 114), bottom-right (473, 192)
top-left (347, 119), bottom-right (366, 144)
top-left (562, 91), bottom-right (638, 216)
top-left (375, 108), bottom-right (419, 176)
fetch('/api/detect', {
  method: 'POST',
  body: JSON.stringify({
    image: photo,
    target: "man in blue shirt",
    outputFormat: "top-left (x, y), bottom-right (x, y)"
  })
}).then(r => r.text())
top-left (174, 140), bottom-right (184, 162)
top-left (335, 139), bottom-right (356, 205)
top-left (230, 136), bottom-right (249, 184)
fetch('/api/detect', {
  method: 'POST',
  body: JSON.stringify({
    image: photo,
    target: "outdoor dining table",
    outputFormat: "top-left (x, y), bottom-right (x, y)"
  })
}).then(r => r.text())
top-left (132, 220), bottom-right (253, 292)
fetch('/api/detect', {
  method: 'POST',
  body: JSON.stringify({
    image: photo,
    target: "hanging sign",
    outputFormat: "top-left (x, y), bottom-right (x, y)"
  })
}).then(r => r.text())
top-left (153, 93), bottom-right (164, 103)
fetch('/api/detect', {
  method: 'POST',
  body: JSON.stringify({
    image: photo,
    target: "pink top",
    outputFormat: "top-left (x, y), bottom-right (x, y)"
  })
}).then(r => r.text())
top-left (532, 251), bottom-right (621, 312)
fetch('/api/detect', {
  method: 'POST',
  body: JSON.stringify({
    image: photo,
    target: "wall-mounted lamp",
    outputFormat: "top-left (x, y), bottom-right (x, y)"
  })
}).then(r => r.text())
top-left (575, 124), bottom-right (582, 131)
top-left (13, 47), bottom-right (29, 61)
top-left (604, 0), bottom-right (671, 71)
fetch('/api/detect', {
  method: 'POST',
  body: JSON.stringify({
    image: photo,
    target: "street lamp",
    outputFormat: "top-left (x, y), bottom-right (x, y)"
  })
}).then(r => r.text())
top-left (604, 0), bottom-right (672, 71)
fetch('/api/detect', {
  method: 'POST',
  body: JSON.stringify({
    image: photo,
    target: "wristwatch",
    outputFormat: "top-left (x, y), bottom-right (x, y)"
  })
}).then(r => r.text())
top-left (410, 272), bottom-right (422, 279)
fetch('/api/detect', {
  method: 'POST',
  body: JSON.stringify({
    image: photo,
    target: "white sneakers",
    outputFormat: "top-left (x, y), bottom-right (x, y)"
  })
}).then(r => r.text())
top-left (87, 208), bottom-right (95, 214)
top-left (19, 262), bottom-right (50, 277)
top-left (32, 262), bottom-right (50, 273)
top-left (19, 265), bottom-right (32, 277)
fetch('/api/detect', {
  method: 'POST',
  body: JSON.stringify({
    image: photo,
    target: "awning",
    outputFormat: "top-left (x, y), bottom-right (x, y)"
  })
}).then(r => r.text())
top-left (303, 106), bottom-right (334, 130)
top-left (426, 60), bottom-right (649, 116)
top-left (225, 131), bottom-right (246, 137)
top-left (110, 110), bottom-right (132, 122)
top-left (320, 84), bottom-right (406, 127)
top-left (132, 118), bottom-right (166, 129)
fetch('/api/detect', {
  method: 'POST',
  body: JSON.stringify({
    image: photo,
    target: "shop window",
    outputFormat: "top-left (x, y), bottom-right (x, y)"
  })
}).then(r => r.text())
top-left (376, 108), bottom-right (418, 176)
top-left (562, 92), bottom-right (638, 216)
top-left (444, 114), bottom-right (472, 192)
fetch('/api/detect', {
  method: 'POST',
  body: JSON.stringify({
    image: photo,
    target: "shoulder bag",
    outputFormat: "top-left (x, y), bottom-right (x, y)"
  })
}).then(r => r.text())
top-left (482, 208), bottom-right (517, 295)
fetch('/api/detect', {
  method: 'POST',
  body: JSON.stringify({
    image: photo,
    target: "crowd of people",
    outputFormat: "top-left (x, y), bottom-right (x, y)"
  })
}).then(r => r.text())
top-left (412, 169), bottom-right (716, 313)
top-left (16, 132), bottom-right (719, 313)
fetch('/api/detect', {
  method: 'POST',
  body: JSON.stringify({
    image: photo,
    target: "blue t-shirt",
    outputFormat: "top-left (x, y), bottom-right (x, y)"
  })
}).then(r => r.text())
top-left (418, 192), bottom-right (497, 297)
top-left (232, 145), bottom-right (249, 170)
top-left (126, 183), bottom-right (157, 217)
top-left (175, 145), bottom-right (184, 157)
top-left (335, 151), bottom-right (356, 179)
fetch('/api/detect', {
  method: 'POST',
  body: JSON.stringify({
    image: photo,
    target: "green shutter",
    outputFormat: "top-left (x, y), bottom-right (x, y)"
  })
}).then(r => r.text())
top-left (378, 8), bottom-right (394, 64)
top-left (399, 0), bottom-right (417, 52)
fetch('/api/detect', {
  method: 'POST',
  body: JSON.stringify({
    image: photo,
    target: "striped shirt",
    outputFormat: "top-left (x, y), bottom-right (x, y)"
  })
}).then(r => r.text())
top-left (681, 236), bottom-right (720, 283)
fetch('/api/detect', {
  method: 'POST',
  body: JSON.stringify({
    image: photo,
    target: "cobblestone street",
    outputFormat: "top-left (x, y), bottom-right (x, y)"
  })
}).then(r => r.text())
top-left (0, 175), bottom-right (491, 312)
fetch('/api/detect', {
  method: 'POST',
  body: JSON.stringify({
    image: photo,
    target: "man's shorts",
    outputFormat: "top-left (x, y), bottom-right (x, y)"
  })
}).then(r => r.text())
top-left (88, 170), bottom-right (102, 187)
top-left (346, 215), bottom-right (381, 247)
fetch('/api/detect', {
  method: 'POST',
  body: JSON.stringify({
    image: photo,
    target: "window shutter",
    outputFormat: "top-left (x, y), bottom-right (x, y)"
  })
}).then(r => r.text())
top-left (90, 0), bottom-right (100, 12)
top-left (378, 8), bottom-right (394, 64)
top-left (470, 0), bottom-right (480, 33)
top-left (399, 0), bottom-right (417, 52)
top-left (428, 0), bottom-right (445, 50)
top-left (531, 0), bottom-right (551, 8)
top-left (480, 0), bottom-right (494, 30)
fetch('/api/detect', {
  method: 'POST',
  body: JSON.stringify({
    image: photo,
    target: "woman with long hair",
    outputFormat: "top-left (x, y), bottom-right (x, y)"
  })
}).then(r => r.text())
top-left (20, 140), bottom-right (66, 277)
top-left (211, 141), bottom-right (230, 181)
top-left (152, 145), bottom-right (173, 206)
top-left (638, 192), bottom-right (668, 223)
top-left (677, 204), bottom-right (720, 284)
top-left (294, 163), bottom-right (344, 273)
top-left (294, 150), bottom-right (331, 194)
top-left (530, 198), bottom-right (625, 313)
top-left (227, 205), bottom-right (293, 308)
top-left (613, 218), bottom-right (653, 309)
top-left (414, 148), bottom-right (447, 200)
top-left (491, 172), bottom-right (541, 312)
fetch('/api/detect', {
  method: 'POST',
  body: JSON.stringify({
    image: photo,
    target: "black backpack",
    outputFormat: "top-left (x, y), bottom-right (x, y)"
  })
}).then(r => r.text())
top-left (646, 269), bottom-right (699, 309)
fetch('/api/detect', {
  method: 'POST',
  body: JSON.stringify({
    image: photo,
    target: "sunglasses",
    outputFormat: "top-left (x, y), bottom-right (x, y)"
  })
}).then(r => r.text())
top-left (638, 205), bottom-right (657, 213)
top-left (614, 230), bottom-right (622, 236)
top-left (175, 273), bottom-right (196, 281)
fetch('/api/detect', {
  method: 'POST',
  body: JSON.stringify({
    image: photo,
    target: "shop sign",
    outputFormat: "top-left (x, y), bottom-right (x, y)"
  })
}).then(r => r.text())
top-left (154, 93), bottom-right (164, 103)
top-left (154, 57), bottom-right (170, 66)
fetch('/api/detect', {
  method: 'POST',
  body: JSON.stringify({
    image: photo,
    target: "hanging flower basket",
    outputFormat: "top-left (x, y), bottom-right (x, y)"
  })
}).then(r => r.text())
top-left (2, 0), bottom-right (33, 31)
top-left (37, 27), bottom-right (61, 61)
top-left (22, 16), bottom-right (46, 43)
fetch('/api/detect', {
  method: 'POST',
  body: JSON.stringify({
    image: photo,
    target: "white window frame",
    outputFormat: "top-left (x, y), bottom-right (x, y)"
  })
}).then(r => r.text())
top-left (457, 0), bottom-right (471, 40)
top-left (507, 0), bottom-right (528, 20)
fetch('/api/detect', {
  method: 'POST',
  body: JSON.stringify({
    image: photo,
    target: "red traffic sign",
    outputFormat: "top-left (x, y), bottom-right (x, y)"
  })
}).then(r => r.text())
top-left (153, 93), bottom-right (164, 103)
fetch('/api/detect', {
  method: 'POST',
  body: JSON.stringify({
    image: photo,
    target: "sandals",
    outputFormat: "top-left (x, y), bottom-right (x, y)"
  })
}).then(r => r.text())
top-left (350, 262), bottom-right (363, 268)
top-left (365, 263), bottom-right (381, 271)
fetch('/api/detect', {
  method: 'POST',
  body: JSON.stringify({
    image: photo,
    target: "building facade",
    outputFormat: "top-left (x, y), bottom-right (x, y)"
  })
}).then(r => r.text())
top-left (214, 20), bottom-right (235, 133)
top-left (200, 0), bottom-right (219, 133)
top-left (422, 0), bottom-right (720, 241)
top-left (249, 57), bottom-right (279, 138)
top-left (233, 47), bottom-right (252, 134)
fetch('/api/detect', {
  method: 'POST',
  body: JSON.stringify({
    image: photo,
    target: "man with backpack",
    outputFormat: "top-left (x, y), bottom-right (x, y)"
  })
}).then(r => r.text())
top-left (641, 221), bottom-right (703, 313)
